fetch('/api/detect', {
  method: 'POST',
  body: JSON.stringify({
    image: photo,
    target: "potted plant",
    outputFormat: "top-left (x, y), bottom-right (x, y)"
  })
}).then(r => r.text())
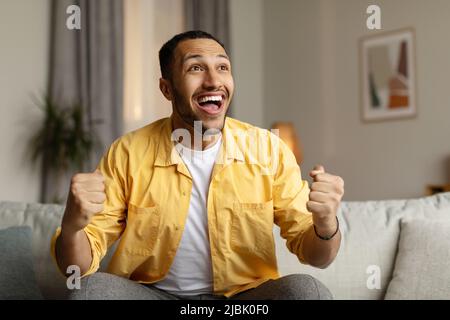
top-left (28, 95), bottom-right (100, 203)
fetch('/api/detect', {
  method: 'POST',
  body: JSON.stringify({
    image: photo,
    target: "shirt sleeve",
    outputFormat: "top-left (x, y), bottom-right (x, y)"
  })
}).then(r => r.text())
top-left (272, 136), bottom-right (313, 264)
top-left (49, 139), bottom-right (128, 277)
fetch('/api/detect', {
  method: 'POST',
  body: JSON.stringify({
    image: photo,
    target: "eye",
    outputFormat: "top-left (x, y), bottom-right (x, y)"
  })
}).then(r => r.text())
top-left (219, 64), bottom-right (230, 71)
top-left (188, 65), bottom-right (202, 72)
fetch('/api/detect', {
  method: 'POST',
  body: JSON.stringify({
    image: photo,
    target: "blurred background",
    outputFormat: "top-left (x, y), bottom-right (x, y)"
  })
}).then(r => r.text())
top-left (1, 0), bottom-right (450, 204)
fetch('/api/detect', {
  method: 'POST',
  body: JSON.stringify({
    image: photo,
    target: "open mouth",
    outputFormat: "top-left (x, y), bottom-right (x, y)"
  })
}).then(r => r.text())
top-left (195, 94), bottom-right (225, 115)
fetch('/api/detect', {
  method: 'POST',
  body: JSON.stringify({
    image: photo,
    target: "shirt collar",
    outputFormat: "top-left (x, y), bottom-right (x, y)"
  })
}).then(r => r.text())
top-left (154, 116), bottom-right (245, 168)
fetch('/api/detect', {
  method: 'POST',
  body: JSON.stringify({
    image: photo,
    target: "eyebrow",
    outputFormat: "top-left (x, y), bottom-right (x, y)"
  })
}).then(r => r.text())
top-left (182, 54), bottom-right (230, 64)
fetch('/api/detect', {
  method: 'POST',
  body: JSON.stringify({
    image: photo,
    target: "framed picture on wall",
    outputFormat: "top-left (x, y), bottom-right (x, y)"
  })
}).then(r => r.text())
top-left (359, 28), bottom-right (417, 122)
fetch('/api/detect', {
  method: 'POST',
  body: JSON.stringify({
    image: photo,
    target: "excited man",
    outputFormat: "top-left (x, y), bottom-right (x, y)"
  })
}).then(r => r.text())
top-left (51, 30), bottom-right (344, 300)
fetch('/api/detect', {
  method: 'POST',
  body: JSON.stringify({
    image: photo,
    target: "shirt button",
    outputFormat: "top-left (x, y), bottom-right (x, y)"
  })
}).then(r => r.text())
top-left (182, 191), bottom-right (186, 196)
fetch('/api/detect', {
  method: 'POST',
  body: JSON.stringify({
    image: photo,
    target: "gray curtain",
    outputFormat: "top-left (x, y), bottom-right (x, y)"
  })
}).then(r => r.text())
top-left (44, 0), bottom-right (123, 203)
top-left (184, 0), bottom-right (230, 52)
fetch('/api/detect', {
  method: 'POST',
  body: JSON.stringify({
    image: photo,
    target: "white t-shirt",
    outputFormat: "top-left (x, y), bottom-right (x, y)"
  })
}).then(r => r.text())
top-left (153, 136), bottom-right (222, 296)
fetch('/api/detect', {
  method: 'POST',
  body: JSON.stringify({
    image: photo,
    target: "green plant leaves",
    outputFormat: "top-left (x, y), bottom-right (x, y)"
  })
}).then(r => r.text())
top-left (28, 95), bottom-right (100, 173)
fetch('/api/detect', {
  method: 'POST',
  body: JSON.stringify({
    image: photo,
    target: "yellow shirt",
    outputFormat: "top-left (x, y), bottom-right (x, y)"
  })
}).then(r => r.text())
top-left (50, 116), bottom-right (313, 297)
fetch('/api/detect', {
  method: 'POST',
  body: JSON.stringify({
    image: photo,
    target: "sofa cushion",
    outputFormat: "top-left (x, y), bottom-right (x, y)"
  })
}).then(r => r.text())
top-left (384, 218), bottom-right (450, 299)
top-left (0, 202), bottom-right (69, 299)
top-left (0, 226), bottom-right (43, 299)
top-left (274, 192), bottom-right (450, 299)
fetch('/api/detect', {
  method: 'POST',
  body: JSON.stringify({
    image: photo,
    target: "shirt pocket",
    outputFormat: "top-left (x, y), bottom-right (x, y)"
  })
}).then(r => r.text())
top-left (231, 200), bottom-right (274, 254)
top-left (127, 203), bottom-right (161, 251)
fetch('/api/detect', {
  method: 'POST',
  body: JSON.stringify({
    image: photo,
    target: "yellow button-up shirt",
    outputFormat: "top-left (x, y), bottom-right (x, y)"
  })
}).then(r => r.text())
top-left (50, 116), bottom-right (313, 297)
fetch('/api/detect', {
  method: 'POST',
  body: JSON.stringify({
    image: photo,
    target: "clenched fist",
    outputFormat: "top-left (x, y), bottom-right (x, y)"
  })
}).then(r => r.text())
top-left (61, 169), bottom-right (106, 235)
top-left (307, 165), bottom-right (344, 237)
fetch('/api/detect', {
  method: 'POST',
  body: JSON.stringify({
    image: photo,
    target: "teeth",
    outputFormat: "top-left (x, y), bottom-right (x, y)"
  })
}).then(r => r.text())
top-left (198, 95), bottom-right (223, 103)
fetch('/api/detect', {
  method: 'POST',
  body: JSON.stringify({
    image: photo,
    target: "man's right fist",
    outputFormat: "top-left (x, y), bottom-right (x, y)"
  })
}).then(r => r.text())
top-left (61, 169), bottom-right (106, 235)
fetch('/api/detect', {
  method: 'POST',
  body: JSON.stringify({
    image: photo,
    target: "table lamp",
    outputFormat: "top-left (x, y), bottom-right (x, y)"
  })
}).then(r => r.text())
top-left (271, 122), bottom-right (303, 164)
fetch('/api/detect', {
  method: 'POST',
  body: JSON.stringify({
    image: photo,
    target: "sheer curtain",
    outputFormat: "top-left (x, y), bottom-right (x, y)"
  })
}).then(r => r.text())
top-left (123, 0), bottom-right (184, 134)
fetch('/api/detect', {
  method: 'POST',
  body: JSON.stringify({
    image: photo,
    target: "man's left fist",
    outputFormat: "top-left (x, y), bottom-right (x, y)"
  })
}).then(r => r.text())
top-left (306, 165), bottom-right (345, 233)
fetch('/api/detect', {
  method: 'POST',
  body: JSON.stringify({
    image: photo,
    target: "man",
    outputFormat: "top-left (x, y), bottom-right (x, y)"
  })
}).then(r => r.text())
top-left (51, 30), bottom-right (344, 300)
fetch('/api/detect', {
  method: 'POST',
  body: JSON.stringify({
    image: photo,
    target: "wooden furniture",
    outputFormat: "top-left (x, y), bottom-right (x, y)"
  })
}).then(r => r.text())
top-left (425, 184), bottom-right (450, 196)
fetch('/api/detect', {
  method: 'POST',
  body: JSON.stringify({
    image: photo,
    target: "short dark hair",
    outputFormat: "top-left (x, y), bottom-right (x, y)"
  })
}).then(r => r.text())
top-left (158, 30), bottom-right (227, 80)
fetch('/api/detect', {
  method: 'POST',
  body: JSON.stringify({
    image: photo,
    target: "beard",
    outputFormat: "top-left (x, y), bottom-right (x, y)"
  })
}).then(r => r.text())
top-left (172, 86), bottom-right (229, 134)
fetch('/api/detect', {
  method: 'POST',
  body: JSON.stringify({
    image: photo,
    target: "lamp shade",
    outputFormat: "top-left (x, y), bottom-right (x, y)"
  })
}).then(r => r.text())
top-left (271, 122), bottom-right (303, 164)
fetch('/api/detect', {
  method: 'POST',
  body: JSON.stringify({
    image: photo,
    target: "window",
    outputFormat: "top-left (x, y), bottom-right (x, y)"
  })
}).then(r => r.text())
top-left (123, 0), bottom-right (184, 133)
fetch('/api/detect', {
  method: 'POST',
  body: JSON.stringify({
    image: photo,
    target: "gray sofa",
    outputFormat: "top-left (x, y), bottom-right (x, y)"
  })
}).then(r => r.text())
top-left (1, 192), bottom-right (450, 300)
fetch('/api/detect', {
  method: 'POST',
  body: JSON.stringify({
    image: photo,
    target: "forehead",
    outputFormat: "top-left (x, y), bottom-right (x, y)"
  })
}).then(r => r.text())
top-left (175, 39), bottom-right (228, 63)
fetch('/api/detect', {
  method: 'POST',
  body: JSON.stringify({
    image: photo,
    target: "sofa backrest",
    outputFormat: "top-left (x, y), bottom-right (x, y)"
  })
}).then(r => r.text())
top-left (274, 192), bottom-right (450, 299)
top-left (0, 202), bottom-right (67, 299)
top-left (1, 192), bottom-right (450, 299)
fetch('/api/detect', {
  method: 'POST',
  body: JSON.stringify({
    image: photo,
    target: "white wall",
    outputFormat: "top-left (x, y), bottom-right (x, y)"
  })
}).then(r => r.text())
top-left (263, 0), bottom-right (450, 200)
top-left (0, 0), bottom-right (50, 202)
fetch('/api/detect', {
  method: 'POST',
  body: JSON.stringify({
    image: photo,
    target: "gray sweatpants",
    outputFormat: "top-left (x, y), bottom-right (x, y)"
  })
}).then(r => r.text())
top-left (68, 272), bottom-right (333, 300)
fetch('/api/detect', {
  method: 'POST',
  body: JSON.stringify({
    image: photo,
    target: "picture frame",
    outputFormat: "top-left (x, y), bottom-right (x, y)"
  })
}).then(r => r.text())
top-left (359, 28), bottom-right (417, 122)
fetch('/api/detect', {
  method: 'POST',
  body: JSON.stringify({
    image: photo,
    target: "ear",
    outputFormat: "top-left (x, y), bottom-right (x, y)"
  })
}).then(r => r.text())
top-left (159, 78), bottom-right (173, 101)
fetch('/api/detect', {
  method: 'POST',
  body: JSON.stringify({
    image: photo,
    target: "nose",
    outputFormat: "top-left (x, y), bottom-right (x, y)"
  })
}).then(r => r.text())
top-left (203, 69), bottom-right (221, 90)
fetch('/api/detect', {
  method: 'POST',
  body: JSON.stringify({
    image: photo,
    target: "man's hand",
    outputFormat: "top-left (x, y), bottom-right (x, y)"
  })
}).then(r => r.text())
top-left (307, 165), bottom-right (344, 238)
top-left (61, 169), bottom-right (106, 235)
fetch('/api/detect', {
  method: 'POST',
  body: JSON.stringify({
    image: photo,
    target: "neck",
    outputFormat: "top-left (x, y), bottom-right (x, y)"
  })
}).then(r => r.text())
top-left (171, 112), bottom-right (221, 151)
